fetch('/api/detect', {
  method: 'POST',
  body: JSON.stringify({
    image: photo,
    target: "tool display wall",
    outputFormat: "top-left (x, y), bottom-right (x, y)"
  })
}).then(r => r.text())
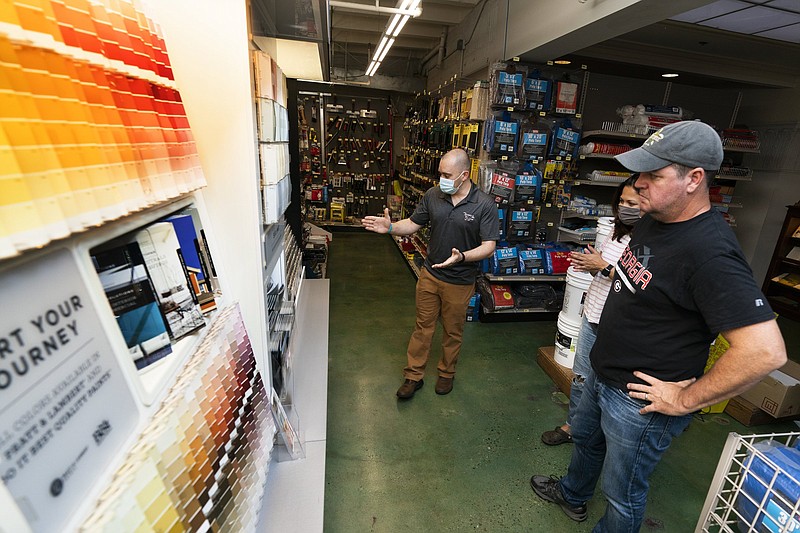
top-left (298, 94), bottom-right (392, 224)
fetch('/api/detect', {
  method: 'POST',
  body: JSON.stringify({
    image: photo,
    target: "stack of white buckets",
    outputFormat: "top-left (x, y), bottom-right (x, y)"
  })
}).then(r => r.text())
top-left (554, 217), bottom-right (615, 368)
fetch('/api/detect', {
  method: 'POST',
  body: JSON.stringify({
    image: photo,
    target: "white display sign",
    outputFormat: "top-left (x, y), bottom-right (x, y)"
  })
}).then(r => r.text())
top-left (0, 248), bottom-right (139, 532)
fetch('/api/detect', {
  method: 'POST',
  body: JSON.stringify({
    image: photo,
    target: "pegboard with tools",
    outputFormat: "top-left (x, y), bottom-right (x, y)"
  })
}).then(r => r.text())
top-left (298, 94), bottom-right (392, 225)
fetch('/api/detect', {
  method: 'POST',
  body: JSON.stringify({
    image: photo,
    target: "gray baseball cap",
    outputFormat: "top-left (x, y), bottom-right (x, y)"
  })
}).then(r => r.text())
top-left (615, 120), bottom-right (724, 172)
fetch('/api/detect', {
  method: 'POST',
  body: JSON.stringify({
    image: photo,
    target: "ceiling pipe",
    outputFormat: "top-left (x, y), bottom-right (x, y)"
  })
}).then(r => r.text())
top-left (437, 26), bottom-right (447, 67)
top-left (329, 1), bottom-right (422, 17)
top-left (421, 26), bottom-right (446, 66)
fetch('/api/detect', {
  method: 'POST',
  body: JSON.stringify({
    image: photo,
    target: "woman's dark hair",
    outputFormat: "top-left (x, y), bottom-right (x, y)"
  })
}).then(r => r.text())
top-left (610, 174), bottom-right (639, 241)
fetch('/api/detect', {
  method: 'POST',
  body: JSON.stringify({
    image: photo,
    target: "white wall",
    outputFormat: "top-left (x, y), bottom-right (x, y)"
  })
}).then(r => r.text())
top-left (736, 87), bottom-right (800, 284)
top-left (147, 1), bottom-right (266, 359)
top-left (426, 0), bottom-right (714, 91)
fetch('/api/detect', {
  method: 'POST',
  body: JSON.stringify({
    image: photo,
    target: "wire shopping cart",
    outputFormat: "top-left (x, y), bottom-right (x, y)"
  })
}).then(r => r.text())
top-left (696, 431), bottom-right (800, 532)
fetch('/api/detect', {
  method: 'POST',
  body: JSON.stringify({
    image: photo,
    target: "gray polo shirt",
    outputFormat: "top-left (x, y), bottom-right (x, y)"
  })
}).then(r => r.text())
top-left (410, 183), bottom-right (500, 284)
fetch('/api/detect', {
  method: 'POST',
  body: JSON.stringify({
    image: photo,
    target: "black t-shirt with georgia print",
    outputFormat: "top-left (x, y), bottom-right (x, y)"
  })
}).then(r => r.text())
top-left (590, 210), bottom-right (775, 390)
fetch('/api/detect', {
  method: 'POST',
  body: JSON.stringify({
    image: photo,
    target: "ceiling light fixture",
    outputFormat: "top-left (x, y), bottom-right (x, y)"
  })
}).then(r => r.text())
top-left (365, 0), bottom-right (421, 77)
top-left (662, 73), bottom-right (680, 78)
top-left (378, 38), bottom-right (395, 62)
top-left (554, 59), bottom-right (571, 65)
top-left (392, 15), bottom-right (410, 37)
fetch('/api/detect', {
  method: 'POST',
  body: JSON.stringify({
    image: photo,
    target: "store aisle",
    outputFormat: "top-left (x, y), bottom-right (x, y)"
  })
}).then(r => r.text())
top-left (322, 232), bottom-right (791, 533)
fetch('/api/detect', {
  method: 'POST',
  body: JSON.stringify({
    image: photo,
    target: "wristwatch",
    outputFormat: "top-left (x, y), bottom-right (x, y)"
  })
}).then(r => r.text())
top-left (600, 264), bottom-right (613, 277)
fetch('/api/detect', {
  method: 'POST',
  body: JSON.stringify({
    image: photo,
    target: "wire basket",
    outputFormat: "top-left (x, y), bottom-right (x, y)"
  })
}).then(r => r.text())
top-left (696, 431), bottom-right (800, 532)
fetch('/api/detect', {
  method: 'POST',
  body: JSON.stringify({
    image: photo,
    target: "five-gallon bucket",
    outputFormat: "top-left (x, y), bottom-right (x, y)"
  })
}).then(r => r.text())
top-left (561, 266), bottom-right (593, 323)
top-left (595, 217), bottom-right (614, 252)
top-left (554, 313), bottom-right (581, 368)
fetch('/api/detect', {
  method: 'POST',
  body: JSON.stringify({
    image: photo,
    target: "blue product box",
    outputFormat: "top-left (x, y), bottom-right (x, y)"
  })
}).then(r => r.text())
top-left (515, 172), bottom-right (542, 202)
top-left (492, 246), bottom-right (519, 275)
top-left (518, 248), bottom-right (545, 274)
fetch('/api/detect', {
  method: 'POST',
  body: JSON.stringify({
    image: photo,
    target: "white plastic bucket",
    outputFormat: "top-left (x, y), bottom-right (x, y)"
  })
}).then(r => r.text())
top-left (595, 217), bottom-right (614, 252)
top-left (561, 266), bottom-right (593, 323)
top-left (555, 312), bottom-right (581, 368)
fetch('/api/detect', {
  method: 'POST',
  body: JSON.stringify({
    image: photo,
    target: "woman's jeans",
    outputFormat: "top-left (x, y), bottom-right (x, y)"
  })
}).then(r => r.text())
top-left (559, 372), bottom-right (692, 532)
top-left (566, 316), bottom-right (597, 427)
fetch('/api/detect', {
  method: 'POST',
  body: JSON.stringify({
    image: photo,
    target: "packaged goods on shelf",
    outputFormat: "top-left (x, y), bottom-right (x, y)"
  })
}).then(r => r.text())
top-left (466, 293), bottom-right (481, 321)
top-left (477, 280), bottom-right (515, 310)
top-left (488, 169), bottom-right (516, 206)
top-left (550, 123), bottom-right (581, 158)
top-left (586, 170), bottom-right (632, 184)
top-left (524, 76), bottom-right (552, 111)
top-left (643, 104), bottom-right (684, 118)
top-left (544, 246), bottom-right (572, 274)
top-left (514, 170), bottom-right (543, 202)
top-left (491, 246), bottom-right (519, 275)
top-left (709, 185), bottom-right (733, 204)
top-left (490, 62), bottom-right (527, 109)
top-left (512, 284), bottom-right (559, 309)
top-left (601, 121), bottom-right (651, 135)
top-left (718, 165), bottom-right (753, 180)
top-left (470, 81), bottom-right (490, 120)
top-left (498, 207), bottom-right (506, 240)
top-left (616, 104), bottom-right (688, 133)
top-left (518, 247), bottom-right (545, 274)
top-left (722, 128), bottom-right (761, 151)
top-left (578, 141), bottom-right (633, 156)
top-left (509, 208), bottom-right (536, 239)
top-left (554, 81), bottom-right (579, 115)
top-left (735, 439), bottom-right (800, 532)
top-left (461, 88), bottom-right (473, 119)
top-left (518, 117), bottom-right (551, 160)
top-left (485, 116), bottom-right (519, 155)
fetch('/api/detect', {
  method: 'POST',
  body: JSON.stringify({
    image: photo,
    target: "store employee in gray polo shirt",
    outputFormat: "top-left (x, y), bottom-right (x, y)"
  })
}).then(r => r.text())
top-left (362, 148), bottom-right (499, 398)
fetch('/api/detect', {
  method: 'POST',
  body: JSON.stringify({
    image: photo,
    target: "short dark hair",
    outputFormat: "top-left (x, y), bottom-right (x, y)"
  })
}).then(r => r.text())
top-left (671, 163), bottom-right (713, 190)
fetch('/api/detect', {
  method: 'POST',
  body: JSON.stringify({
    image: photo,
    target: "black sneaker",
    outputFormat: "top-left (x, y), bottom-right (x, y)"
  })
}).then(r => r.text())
top-left (530, 475), bottom-right (587, 522)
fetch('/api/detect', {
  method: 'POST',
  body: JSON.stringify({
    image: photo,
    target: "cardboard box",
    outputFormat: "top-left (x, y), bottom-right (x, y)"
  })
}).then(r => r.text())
top-left (537, 346), bottom-right (574, 396)
top-left (738, 360), bottom-right (800, 418)
top-left (724, 395), bottom-right (800, 427)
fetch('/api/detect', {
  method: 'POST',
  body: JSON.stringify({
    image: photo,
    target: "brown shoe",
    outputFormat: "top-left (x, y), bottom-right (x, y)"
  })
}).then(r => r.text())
top-left (396, 379), bottom-right (423, 399)
top-left (435, 376), bottom-right (454, 395)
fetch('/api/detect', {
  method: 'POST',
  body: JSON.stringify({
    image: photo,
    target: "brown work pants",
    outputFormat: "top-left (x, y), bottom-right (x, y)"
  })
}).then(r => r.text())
top-left (404, 268), bottom-right (475, 381)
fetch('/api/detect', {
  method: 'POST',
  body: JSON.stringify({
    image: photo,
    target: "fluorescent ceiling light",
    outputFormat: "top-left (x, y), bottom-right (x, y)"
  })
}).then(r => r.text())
top-left (662, 73), bottom-right (679, 78)
top-left (392, 15), bottom-right (409, 36)
top-left (366, 61), bottom-right (381, 76)
top-left (378, 38), bottom-right (395, 62)
top-left (386, 14), bottom-right (402, 35)
top-left (554, 59), bottom-right (571, 65)
top-left (373, 35), bottom-right (389, 60)
top-left (400, 0), bottom-right (412, 9)
top-left (366, 61), bottom-right (377, 75)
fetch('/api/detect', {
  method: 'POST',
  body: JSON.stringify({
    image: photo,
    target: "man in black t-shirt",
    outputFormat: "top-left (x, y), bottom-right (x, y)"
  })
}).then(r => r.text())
top-left (530, 121), bottom-right (787, 531)
top-left (362, 149), bottom-right (499, 399)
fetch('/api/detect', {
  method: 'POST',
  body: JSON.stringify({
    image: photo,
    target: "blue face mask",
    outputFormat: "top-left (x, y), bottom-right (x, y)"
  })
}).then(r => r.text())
top-left (439, 174), bottom-right (463, 195)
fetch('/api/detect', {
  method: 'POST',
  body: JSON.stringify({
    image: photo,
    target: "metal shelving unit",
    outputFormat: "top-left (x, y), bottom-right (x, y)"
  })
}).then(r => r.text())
top-left (697, 431), bottom-right (800, 532)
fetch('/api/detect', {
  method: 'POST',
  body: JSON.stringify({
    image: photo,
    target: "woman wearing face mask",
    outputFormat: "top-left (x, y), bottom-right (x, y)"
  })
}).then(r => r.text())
top-left (541, 176), bottom-right (641, 446)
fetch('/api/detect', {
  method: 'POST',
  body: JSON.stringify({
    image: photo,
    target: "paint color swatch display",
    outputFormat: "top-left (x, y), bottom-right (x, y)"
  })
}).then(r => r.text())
top-left (0, 0), bottom-right (207, 259)
top-left (79, 304), bottom-right (275, 532)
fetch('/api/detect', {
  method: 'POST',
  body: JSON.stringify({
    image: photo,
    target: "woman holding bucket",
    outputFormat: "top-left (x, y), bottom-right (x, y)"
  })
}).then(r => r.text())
top-left (541, 176), bottom-right (641, 446)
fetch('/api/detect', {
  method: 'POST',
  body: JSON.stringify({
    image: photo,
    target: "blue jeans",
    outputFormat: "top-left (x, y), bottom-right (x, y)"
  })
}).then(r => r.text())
top-left (559, 372), bottom-right (692, 532)
top-left (566, 316), bottom-right (597, 427)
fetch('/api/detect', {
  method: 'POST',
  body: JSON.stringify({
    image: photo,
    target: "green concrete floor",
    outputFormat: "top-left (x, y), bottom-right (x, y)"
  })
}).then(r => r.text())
top-left (323, 232), bottom-right (800, 533)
